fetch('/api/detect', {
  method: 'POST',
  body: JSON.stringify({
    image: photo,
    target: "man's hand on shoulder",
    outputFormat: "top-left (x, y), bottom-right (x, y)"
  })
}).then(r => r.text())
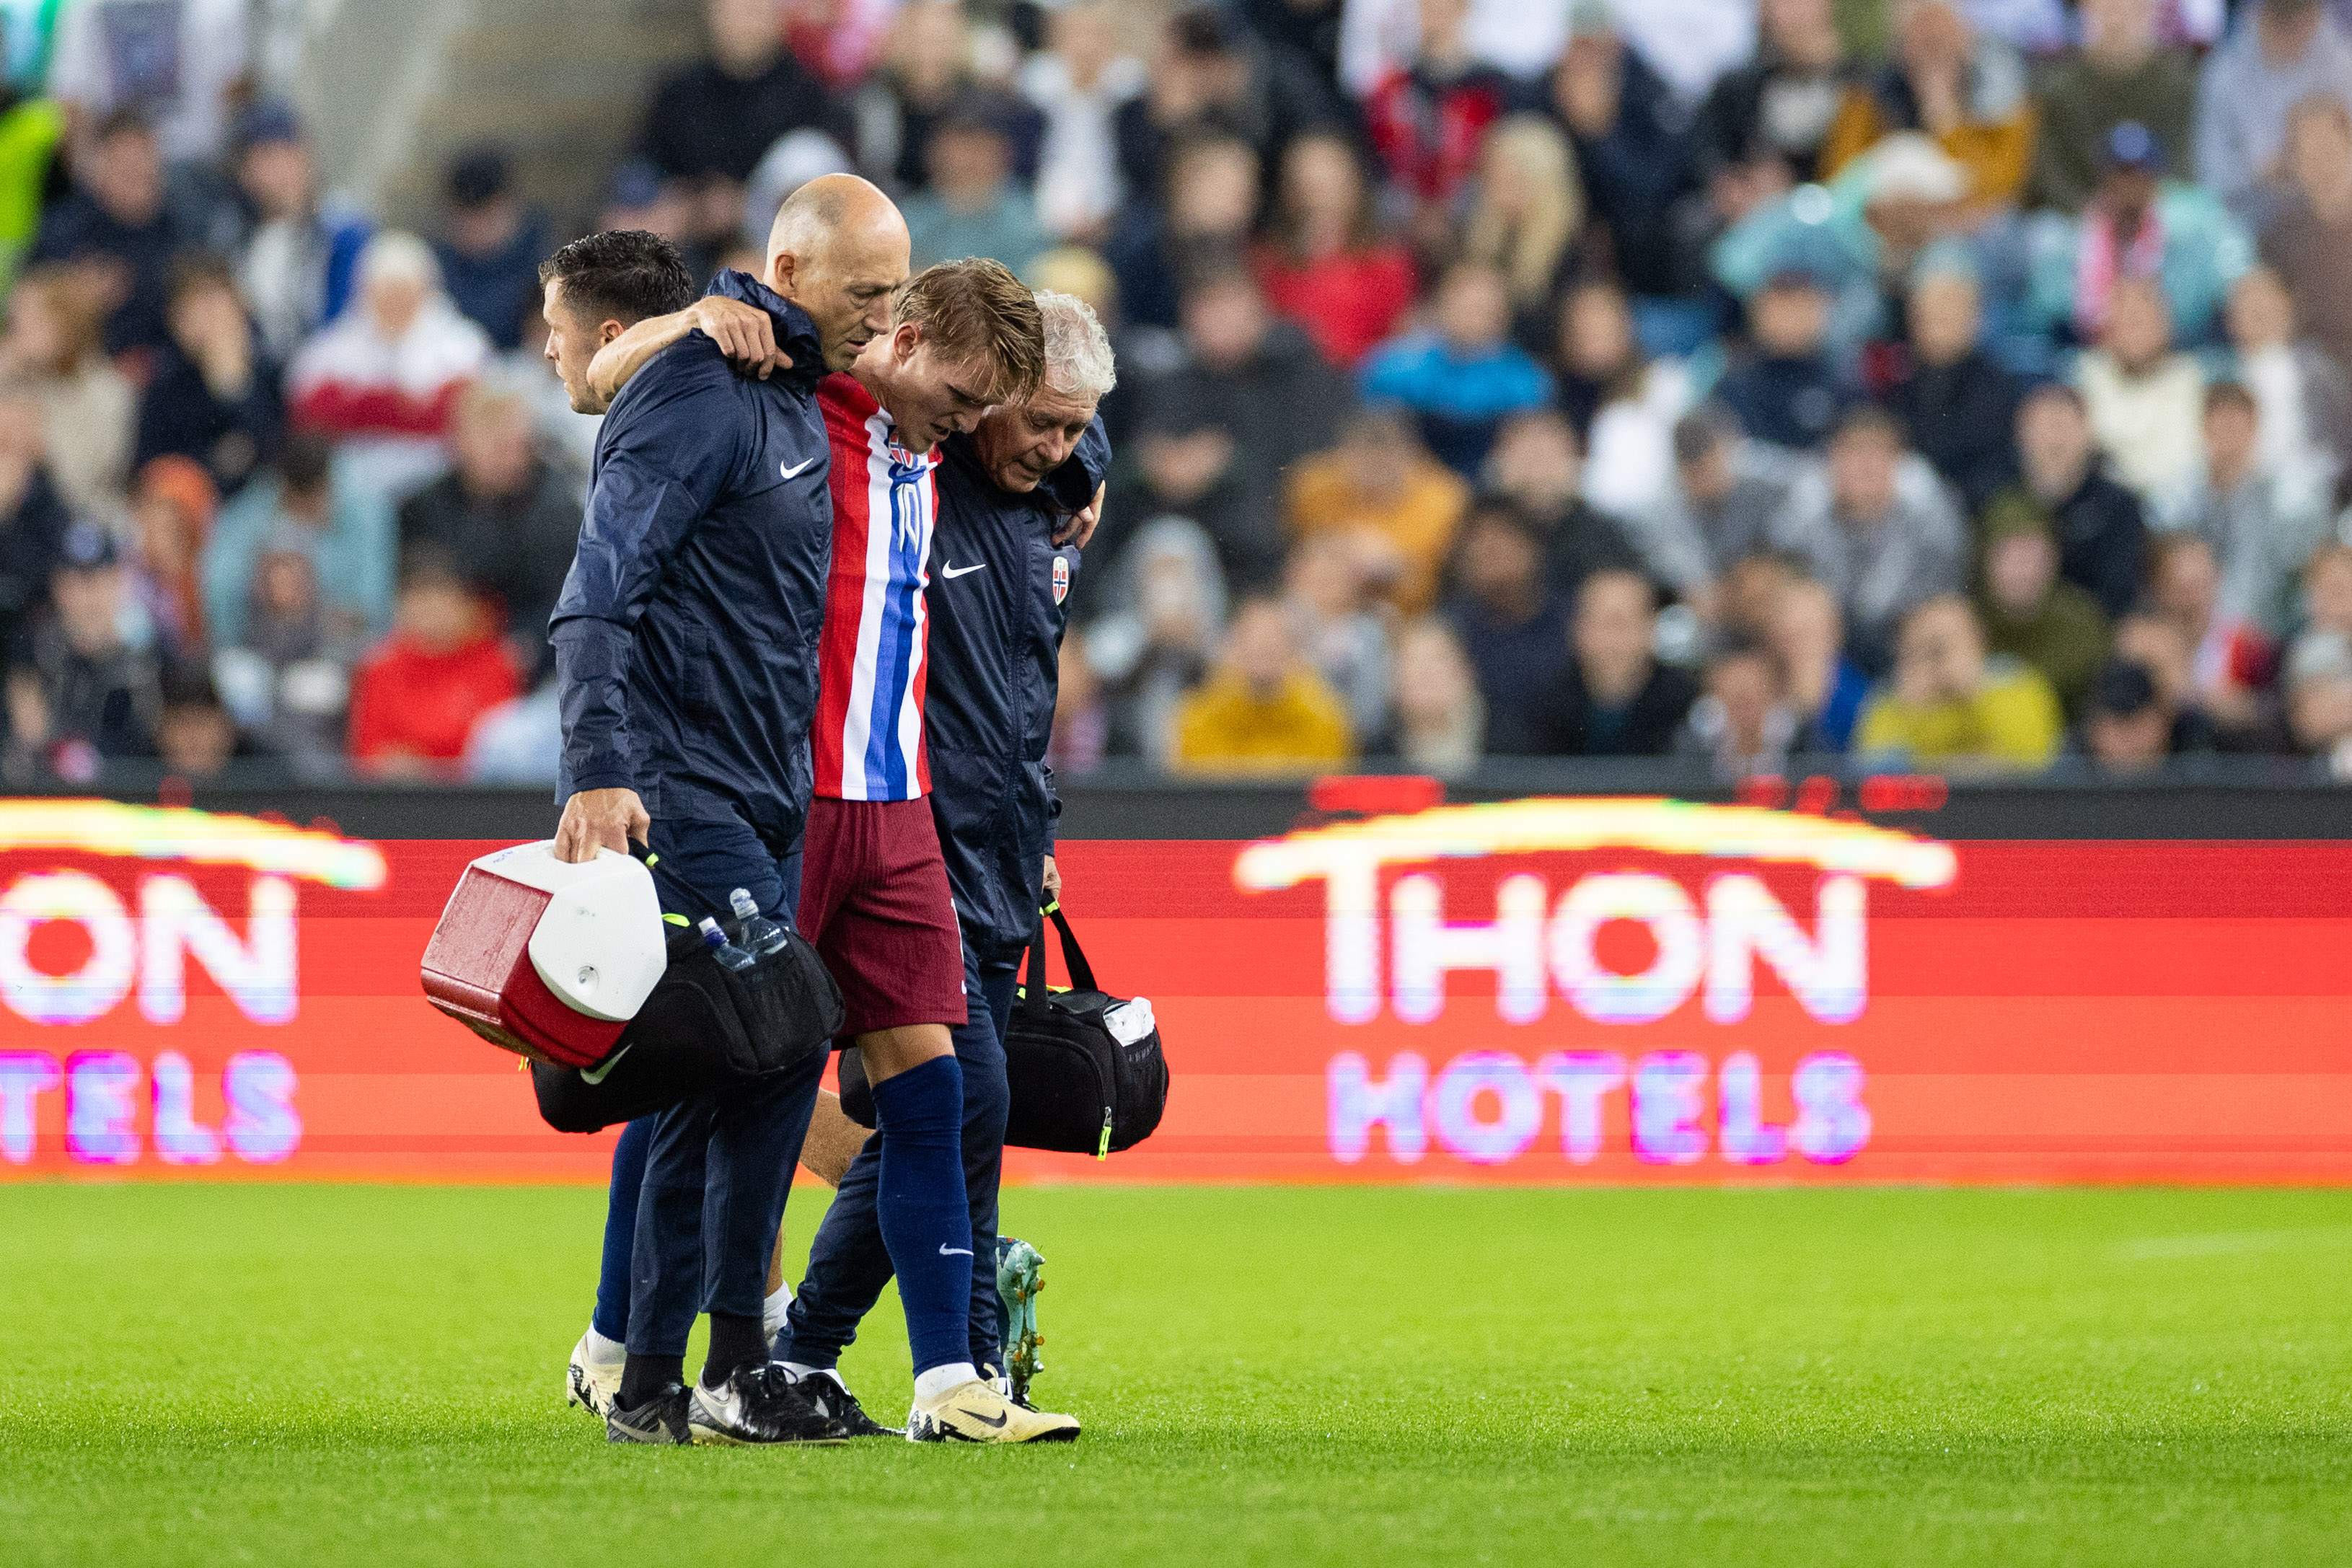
top-left (685, 296), bottom-right (793, 381)
top-left (553, 788), bottom-right (651, 863)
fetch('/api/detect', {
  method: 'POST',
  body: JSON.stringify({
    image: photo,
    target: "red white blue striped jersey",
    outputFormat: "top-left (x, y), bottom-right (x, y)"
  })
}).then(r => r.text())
top-left (813, 373), bottom-right (938, 800)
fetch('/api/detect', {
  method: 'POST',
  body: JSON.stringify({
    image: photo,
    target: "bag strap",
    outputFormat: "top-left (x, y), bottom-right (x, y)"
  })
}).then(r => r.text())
top-left (1021, 899), bottom-right (1101, 1017)
top-left (627, 838), bottom-right (723, 925)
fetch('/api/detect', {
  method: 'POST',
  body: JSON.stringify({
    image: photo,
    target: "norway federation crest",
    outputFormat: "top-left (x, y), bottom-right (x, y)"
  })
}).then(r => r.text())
top-left (1052, 555), bottom-right (1070, 604)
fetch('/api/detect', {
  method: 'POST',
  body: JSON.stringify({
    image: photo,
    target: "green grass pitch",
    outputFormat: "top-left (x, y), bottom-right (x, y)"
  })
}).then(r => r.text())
top-left (2, 1182), bottom-right (2348, 1567)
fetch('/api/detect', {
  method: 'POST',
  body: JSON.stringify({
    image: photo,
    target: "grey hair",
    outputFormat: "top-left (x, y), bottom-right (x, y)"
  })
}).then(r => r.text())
top-left (1034, 289), bottom-right (1116, 402)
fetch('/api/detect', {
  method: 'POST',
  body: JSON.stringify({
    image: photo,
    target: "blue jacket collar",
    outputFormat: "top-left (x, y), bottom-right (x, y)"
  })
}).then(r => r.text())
top-left (705, 269), bottom-right (824, 389)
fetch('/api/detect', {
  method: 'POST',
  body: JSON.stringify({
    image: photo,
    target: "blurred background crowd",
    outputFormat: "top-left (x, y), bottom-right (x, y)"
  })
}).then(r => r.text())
top-left (14, 0), bottom-right (2352, 785)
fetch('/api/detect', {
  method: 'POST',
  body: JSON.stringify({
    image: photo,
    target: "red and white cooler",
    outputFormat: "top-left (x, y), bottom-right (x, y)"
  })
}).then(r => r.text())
top-left (420, 842), bottom-right (668, 1067)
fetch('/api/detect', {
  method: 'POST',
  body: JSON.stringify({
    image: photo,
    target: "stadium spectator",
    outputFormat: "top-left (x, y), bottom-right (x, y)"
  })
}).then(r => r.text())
top-left (6, 522), bottom-right (162, 775)
top-left (231, 102), bottom-right (371, 365)
top-left (1480, 408), bottom-right (1644, 602)
top-left (2222, 264), bottom-right (2350, 475)
top-left (0, 387), bottom-right (68, 660)
top-left (459, 679), bottom-right (562, 785)
top-left (1045, 627), bottom-right (1108, 777)
top-left (433, 149), bottom-right (547, 354)
top-left (1692, 0), bottom-right (1857, 212)
top-left (1360, 0), bottom-right (1515, 235)
top-left (2162, 382), bottom-right (2332, 637)
top-left (397, 380), bottom-right (583, 683)
top-left (27, 109), bottom-right (191, 357)
top-left (1171, 594), bottom-right (1355, 773)
top-left (2194, 0), bottom-right (2352, 215)
top-left (154, 665), bottom-right (250, 779)
top-left (1281, 532), bottom-right (1390, 741)
top-left (1769, 405), bottom-right (1967, 673)
top-left (2260, 95), bottom-right (2352, 380)
top-left (1713, 265), bottom-right (1854, 452)
top-left (1116, 6), bottom-right (1336, 205)
top-left (1885, 256), bottom-right (2020, 513)
top-left (1104, 131), bottom-right (1259, 332)
top-left (1541, 6), bottom-right (1688, 296)
top-left (209, 533), bottom-right (352, 763)
top-left (136, 255), bottom-right (283, 500)
top-left (1770, 573), bottom-right (1871, 751)
top-left (1634, 409), bottom-right (1799, 613)
top-left (1129, 265), bottom-right (1349, 591)
top-left (1525, 567), bottom-right (1699, 757)
top-left (2113, 605), bottom-right (2220, 752)
top-left (47, 0), bottom-right (247, 167)
top-left (1678, 638), bottom-right (1798, 780)
top-left (1282, 406), bottom-right (1466, 615)
top-left (346, 553), bottom-right (520, 778)
top-left (1819, 0), bottom-right (2036, 210)
top-left (1552, 278), bottom-right (1641, 444)
top-left (1855, 594), bottom-right (2063, 772)
top-left (2294, 542), bottom-right (2352, 656)
top-left (1021, 1), bottom-right (1145, 242)
top-left (1360, 259), bottom-right (1554, 476)
top-left (862, 0), bottom-right (1002, 195)
top-left (125, 454), bottom-right (213, 669)
top-left (2077, 276), bottom-right (2206, 498)
top-left (902, 93), bottom-right (1051, 276)
top-left (1458, 115), bottom-right (1584, 353)
top-left (286, 232), bottom-right (493, 504)
top-left (1554, 280), bottom-right (1691, 520)
top-left (1381, 615), bottom-right (1484, 773)
top-left (2024, 121), bottom-right (2253, 349)
top-left (2028, 0), bottom-right (2199, 215)
top-left (2078, 658), bottom-right (2177, 772)
top-left (2004, 381), bottom-right (2146, 618)
top-left (206, 433), bottom-right (395, 650)
top-left (1081, 515), bottom-right (1224, 764)
top-left (1975, 494), bottom-right (2110, 718)
top-left (0, 265), bottom-right (132, 519)
top-left (639, 0), bottom-right (846, 252)
top-left (1444, 498), bottom-right (1568, 755)
top-left (2283, 627), bottom-right (2352, 768)
top-left (2147, 529), bottom-right (2276, 736)
top-left (1252, 131), bottom-right (1417, 366)
top-left (1720, 551), bottom-right (1803, 643)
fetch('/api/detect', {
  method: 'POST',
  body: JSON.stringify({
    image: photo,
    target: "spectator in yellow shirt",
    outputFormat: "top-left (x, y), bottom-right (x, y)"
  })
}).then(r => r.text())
top-left (1172, 596), bottom-right (1357, 775)
top-left (1856, 594), bottom-right (2063, 772)
top-left (1282, 407), bottom-right (1469, 615)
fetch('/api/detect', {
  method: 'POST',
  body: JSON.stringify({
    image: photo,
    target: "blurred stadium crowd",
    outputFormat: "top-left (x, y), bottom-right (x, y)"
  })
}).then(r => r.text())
top-left (15, 0), bottom-right (2352, 785)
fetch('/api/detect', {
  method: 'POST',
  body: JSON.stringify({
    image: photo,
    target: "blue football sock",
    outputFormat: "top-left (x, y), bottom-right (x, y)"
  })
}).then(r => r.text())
top-left (869, 1054), bottom-right (974, 1377)
top-left (591, 1118), bottom-right (652, 1342)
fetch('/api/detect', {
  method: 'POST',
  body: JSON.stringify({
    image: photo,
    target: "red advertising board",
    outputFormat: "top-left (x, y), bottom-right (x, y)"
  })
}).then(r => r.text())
top-left (0, 798), bottom-right (2346, 1184)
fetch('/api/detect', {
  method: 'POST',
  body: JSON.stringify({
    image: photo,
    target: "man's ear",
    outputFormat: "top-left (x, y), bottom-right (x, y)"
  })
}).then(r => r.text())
top-left (596, 317), bottom-right (627, 348)
top-left (768, 251), bottom-right (796, 297)
top-left (891, 320), bottom-right (921, 363)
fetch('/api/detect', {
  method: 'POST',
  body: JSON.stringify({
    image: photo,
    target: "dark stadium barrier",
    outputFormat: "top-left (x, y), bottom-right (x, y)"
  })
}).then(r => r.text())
top-left (0, 779), bottom-right (2344, 1184)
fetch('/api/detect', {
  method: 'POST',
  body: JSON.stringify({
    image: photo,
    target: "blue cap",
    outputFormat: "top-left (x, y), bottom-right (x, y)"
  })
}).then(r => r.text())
top-left (58, 521), bottom-right (118, 571)
top-left (2105, 121), bottom-right (2166, 175)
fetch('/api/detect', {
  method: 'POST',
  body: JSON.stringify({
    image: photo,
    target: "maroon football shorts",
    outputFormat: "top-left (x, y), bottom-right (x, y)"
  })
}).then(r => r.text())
top-left (796, 796), bottom-right (968, 1037)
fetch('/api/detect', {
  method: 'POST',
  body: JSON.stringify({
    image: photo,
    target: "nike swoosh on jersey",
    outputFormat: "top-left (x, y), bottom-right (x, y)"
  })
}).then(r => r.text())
top-left (941, 563), bottom-right (986, 578)
top-left (781, 458), bottom-right (818, 480)
top-left (939, 1244), bottom-right (974, 1256)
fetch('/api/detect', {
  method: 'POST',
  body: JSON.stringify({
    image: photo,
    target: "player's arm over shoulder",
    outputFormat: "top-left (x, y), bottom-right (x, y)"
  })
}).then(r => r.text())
top-left (587, 296), bottom-right (788, 408)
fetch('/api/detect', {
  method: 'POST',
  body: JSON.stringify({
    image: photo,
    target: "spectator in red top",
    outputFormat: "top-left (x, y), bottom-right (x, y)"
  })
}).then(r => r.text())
top-left (287, 232), bottom-right (493, 505)
top-left (2147, 529), bottom-right (2275, 741)
top-left (1362, 0), bottom-right (1512, 245)
top-left (347, 552), bottom-right (519, 776)
top-left (1251, 131), bottom-right (1417, 366)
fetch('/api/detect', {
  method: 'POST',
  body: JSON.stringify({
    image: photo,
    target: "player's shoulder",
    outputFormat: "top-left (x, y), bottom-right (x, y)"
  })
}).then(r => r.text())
top-left (609, 332), bottom-right (743, 424)
top-left (819, 372), bottom-right (880, 431)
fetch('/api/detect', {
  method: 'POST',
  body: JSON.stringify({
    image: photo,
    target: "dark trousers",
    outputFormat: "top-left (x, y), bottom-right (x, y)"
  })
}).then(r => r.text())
top-left (616, 816), bottom-right (820, 1358)
top-left (779, 944), bottom-right (1018, 1370)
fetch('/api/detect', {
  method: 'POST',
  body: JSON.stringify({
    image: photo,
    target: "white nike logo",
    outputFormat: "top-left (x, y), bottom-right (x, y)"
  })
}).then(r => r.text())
top-left (941, 563), bottom-right (985, 579)
top-left (780, 458), bottom-right (817, 480)
top-left (939, 1244), bottom-right (974, 1256)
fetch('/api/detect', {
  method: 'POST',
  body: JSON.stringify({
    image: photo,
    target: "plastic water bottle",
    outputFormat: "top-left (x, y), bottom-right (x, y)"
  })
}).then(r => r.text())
top-left (698, 916), bottom-right (755, 972)
top-left (729, 888), bottom-right (790, 958)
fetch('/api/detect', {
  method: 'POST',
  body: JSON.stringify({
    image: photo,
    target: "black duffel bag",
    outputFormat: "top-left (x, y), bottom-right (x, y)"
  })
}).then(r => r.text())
top-left (532, 845), bottom-right (844, 1134)
top-left (840, 904), bottom-right (1167, 1156)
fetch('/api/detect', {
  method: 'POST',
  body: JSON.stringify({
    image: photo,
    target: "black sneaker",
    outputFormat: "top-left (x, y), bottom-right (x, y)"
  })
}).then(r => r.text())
top-left (606, 1383), bottom-right (690, 1444)
top-left (687, 1362), bottom-right (847, 1445)
top-left (793, 1370), bottom-right (903, 1437)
